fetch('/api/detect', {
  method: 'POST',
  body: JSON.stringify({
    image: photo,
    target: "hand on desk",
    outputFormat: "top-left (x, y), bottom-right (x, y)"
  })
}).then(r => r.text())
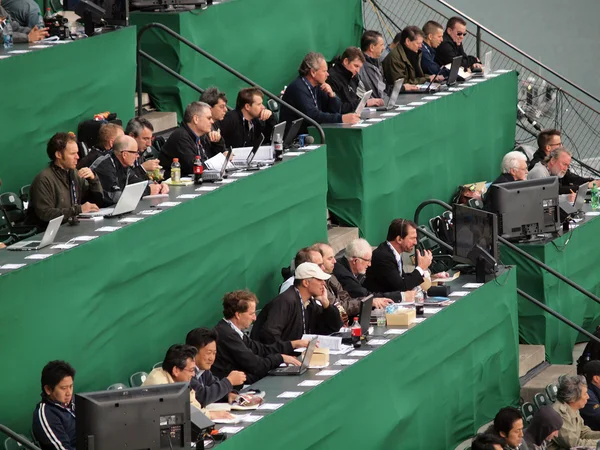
top-left (282, 354), bottom-right (301, 366)
top-left (403, 84), bottom-right (419, 92)
top-left (208, 410), bottom-right (234, 420)
top-left (372, 297), bottom-right (393, 309)
top-left (291, 339), bottom-right (310, 349)
top-left (367, 98), bottom-right (384, 107)
top-left (28, 26), bottom-right (49, 43)
top-left (226, 370), bottom-right (246, 387)
top-left (81, 202), bottom-right (99, 213)
top-left (342, 113), bottom-right (361, 124)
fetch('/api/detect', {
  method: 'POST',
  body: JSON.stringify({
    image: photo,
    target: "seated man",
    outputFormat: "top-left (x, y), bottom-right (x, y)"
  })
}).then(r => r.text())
top-left (77, 123), bottom-right (124, 169)
top-left (26, 132), bottom-right (102, 229)
top-left (220, 87), bottom-right (276, 148)
top-left (491, 151), bottom-right (529, 185)
top-left (158, 101), bottom-right (214, 179)
top-left (199, 87), bottom-right (228, 157)
top-left (280, 52), bottom-right (360, 135)
top-left (32, 360), bottom-right (76, 450)
top-left (528, 147), bottom-right (584, 195)
top-left (0, 2), bottom-right (47, 43)
top-left (379, 31), bottom-right (401, 62)
top-left (2, 0), bottom-right (40, 27)
top-left (211, 290), bottom-right (305, 385)
top-left (328, 46), bottom-right (384, 113)
top-left (382, 26), bottom-right (442, 91)
top-left (581, 360), bottom-right (600, 430)
top-left (358, 30), bottom-right (387, 100)
top-left (280, 245), bottom-right (323, 293)
top-left (253, 262), bottom-right (343, 345)
top-left (185, 328), bottom-right (246, 408)
top-left (125, 117), bottom-right (168, 191)
top-left (333, 238), bottom-right (410, 302)
top-left (420, 20), bottom-right (450, 77)
top-left (435, 16), bottom-right (482, 70)
top-left (364, 218), bottom-right (433, 293)
top-left (471, 433), bottom-right (504, 450)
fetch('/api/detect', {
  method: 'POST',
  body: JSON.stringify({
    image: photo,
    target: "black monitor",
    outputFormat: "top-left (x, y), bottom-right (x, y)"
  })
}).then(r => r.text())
top-left (65, 0), bottom-right (128, 26)
top-left (487, 177), bottom-right (560, 240)
top-left (76, 383), bottom-right (192, 450)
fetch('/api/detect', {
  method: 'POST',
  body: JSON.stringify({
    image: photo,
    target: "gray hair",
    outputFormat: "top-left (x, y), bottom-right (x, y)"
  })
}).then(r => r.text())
top-left (557, 375), bottom-right (587, 404)
top-left (125, 117), bottom-right (154, 137)
top-left (345, 238), bottom-right (372, 259)
top-left (183, 101), bottom-right (211, 123)
top-left (501, 151), bottom-right (527, 173)
top-left (298, 52), bottom-right (325, 77)
top-left (544, 146), bottom-right (572, 164)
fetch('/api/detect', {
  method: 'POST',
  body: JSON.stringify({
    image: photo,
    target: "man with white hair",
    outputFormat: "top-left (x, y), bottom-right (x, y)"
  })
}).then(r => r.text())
top-left (333, 238), bottom-right (411, 303)
top-left (490, 151), bottom-right (529, 185)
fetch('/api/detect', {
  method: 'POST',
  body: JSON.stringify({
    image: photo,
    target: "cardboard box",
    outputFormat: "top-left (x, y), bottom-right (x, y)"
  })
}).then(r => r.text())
top-left (386, 308), bottom-right (416, 326)
top-left (307, 347), bottom-right (329, 367)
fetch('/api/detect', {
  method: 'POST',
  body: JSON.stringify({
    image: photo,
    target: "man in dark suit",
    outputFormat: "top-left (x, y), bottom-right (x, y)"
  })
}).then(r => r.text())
top-left (364, 218), bottom-right (433, 294)
top-left (253, 263), bottom-right (344, 345)
top-left (435, 16), bottom-right (482, 70)
top-left (211, 290), bottom-right (306, 386)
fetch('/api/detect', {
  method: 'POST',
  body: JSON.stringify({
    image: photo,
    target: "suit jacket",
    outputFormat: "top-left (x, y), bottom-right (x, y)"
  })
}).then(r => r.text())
top-left (253, 286), bottom-right (343, 345)
top-left (333, 257), bottom-right (404, 301)
top-left (219, 108), bottom-right (276, 149)
top-left (364, 242), bottom-right (424, 293)
top-left (212, 319), bottom-right (292, 385)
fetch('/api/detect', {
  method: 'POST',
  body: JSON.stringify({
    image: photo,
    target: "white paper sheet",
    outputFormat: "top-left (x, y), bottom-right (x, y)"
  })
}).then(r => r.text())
top-left (95, 226), bottom-right (121, 232)
top-left (449, 291), bottom-right (470, 297)
top-left (257, 403), bottom-right (284, 410)
top-left (298, 380), bottom-right (323, 387)
top-left (24, 254), bottom-right (52, 260)
top-left (384, 329), bottom-right (407, 335)
top-left (463, 283), bottom-right (484, 289)
top-left (316, 369), bottom-right (341, 376)
top-left (367, 339), bottom-right (389, 346)
top-left (277, 391), bottom-right (303, 398)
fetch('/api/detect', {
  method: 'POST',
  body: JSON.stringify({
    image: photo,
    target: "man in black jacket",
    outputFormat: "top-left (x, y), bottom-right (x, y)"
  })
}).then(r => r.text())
top-left (280, 52), bottom-right (360, 135)
top-left (77, 123), bottom-right (124, 170)
top-left (211, 290), bottom-right (306, 386)
top-left (253, 262), bottom-right (343, 345)
top-left (220, 88), bottom-right (277, 149)
top-left (435, 16), bottom-right (482, 70)
top-left (186, 327), bottom-right (246, 407)
top-left (328, 46), bottom-right (384, 113)
top-left (158, 101), bottom-right (214, 179)
top-left (364, 218), bottom-right (433, 294)
top-left (199, 87), bottom-right (228, 157)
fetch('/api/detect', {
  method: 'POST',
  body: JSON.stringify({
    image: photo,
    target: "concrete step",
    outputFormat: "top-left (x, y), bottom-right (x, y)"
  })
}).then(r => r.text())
top-left (327, 226), bottom-right (358, 255)
top-left (521, 364), bottom-right (577, 403)
top-left (134, 93), bottom-right (151, 109)
top-left (144, 111), bottom-right (178, 134)
top-left (519, 344), bottom-right (546, 377)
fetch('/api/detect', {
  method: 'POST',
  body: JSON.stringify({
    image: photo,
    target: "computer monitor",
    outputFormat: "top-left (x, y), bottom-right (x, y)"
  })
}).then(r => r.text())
top-left (76, 383), bottom-right (192, 450)
top-left (487, 177), bottom-right (560, 240)
top-left (453, 204), bottom-right (499, 268)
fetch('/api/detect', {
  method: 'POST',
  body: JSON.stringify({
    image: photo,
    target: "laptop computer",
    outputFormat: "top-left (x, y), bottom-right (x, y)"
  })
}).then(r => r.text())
top-left (559, 182), bottom-right (588, 216)
top-left (204, 147), bottom-right (234, 182)
top-left (332, 295), bottom-right (374, 342)
top-left (472, 51), bottom-right (492, 78)
top-left (283, 118), bottom-right (304, 150)
top-left (270, 121), bottom-right (286, 144)
top-left (8, 215), bottom-right (63, 251)
top-left (79, 181), bottom-right (147, 218)
top-left (376, 78), bottom-right (403, 111)
top-left (355, 90), bottom-right (372, 115)
top-left (268, 337), bottom-right (318, 376)
top-left (231, 134), bottom-right (266, 171)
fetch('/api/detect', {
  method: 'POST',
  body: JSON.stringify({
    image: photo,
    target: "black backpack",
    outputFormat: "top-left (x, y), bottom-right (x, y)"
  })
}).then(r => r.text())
top-left (577, 325), bottom-right (600, 374)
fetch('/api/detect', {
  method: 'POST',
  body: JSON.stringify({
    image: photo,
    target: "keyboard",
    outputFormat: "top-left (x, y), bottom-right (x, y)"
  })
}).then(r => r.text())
top-left (80, 207), bottom-right (115, 218)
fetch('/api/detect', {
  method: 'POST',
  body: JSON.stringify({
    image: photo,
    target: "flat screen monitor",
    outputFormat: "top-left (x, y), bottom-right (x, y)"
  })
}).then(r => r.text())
top-left (453, 204), bottom-right (499, 266)
top-left (487, 177), bottom-right (560, 240)
top-left (64, 0), bottom-right (128, 26)
top-left (76, 383), bottom-right (192, 450)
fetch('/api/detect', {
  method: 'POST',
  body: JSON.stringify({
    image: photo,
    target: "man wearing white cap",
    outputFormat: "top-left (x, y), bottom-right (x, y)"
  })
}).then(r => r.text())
top-left (253, 262), bottom-right (344, 344)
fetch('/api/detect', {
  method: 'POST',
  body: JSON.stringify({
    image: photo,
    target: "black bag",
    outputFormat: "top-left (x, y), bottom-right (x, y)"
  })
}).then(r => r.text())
top-left (577, 325), bottom-right (600, 374)
top-left (430, 215), bottom-right (454, 247)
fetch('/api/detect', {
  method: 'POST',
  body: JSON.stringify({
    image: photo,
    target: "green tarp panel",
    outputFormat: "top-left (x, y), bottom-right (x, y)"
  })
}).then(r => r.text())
top-left (131, 0), bottom-right (363, 119)
top-left (0, 149), bottom-right (328, 433)
top-left (0, 27), bottom-right (137, 193)
top-left (501, 216), bottom-right (600, 363)
top-left (321, 72), bottom-right (518, 242)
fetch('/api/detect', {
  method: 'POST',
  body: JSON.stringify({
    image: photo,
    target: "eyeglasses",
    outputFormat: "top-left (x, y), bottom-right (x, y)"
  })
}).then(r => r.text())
top-left (456, 32), bottom-right (467, 37)
top-left (183, 367), bottom-right (196, 374)
top-left (121, 150), bottom-right (139, 155)
top-left (356, 257), bottom-right (372, 263)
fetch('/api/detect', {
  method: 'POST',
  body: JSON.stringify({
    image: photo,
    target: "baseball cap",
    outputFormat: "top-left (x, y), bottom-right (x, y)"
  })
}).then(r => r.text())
top-left (294, 262), bottom-right (331, 281)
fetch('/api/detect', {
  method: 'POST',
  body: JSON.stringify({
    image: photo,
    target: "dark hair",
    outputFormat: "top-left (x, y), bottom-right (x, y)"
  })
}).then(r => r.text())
top-left (537, 129), bottom-right (561, 150)
top-left (41, 360), bottom-right (76, 392)
top-left (392, 31), bottom-right (403, 45)
top-left (423, 20), bottom-right (443, 37)
top-left (493, 407), bottom-right (523, 437)
top-left (584, 360), bottom-right (600, 384)
top-left (161, 344), bottom-right (197, 376)
top-left (186, 328), bottom-right (218, 350)
top-left (447, 16), bottom-right (467, 30)
top-left (125, 117), bottom-right (154, 137)
top-left (471, 433), bottom-right (505, 450)
top-left (46, 132), bottom-right (77, 161)
top-left (386, 218), bottom-right (417, 241)
top-left (294, 247), bottom-right (315, 269)
top-left (298, 52), bottom-right (325, 77)
top-left (97, 123), bottom-right (123, 149)
top-left (360, 30), bottom-right (383, 52)
top-left (222, 289), bottom-right (259, 319)
top-left (200, 87), bottom-right (228, 107)
top-left (341, 46), bottom-right (365, 64)
top-left (400, 26), bottom-right (425, 45)
top-left (236, 88), bottom-right (263, 110)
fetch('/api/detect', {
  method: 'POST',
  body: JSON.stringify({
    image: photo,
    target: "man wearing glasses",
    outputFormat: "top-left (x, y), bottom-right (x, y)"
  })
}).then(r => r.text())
top-left (435, 16), bottom-right (482, 71)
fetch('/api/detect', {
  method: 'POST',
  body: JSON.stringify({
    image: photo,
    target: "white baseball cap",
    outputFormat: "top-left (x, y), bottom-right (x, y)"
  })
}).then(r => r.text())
top-left (294, 262), bottom-right (331, 281)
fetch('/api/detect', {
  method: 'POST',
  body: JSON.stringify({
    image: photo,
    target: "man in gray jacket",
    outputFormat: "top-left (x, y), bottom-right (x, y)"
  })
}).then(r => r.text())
top-left (0, 1), bottom-right (47, 43)
top-left (358, 30), bottom-right (387, 100)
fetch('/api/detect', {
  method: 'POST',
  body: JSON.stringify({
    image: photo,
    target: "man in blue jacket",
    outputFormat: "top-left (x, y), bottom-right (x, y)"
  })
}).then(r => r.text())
top-left (32, 360), bottom-right (76, 450)
top-left (421, 20), bottom-right (450, 78)
top-left (581, 360), bottom-right (600, 430)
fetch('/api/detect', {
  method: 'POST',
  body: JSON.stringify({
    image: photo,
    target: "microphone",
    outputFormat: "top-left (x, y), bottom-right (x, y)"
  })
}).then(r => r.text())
top-left (424, 65), bottom-right (445, 93)
top-left (517, 104), bottom-right (542, 131)
top-left (303, 135), bottom-right (315, 146)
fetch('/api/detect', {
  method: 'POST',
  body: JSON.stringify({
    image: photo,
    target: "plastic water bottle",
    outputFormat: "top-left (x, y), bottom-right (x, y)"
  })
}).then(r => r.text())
top-left (44, 7), bottom-right (53, 19)
top-left (193, 156), bottom-right (203, 185)
top-left (171, 158), bottom-right (181, 183)
top-left (351, 317), bottom-right (362, 347)
top-left (273, 133), bottom-right (283, 161)
top-left (3, 18), bottom-right (14, 49)
top-left (37, 11), bottom-right (45, 29)
top-left (592, 183), bottom-right (599, 210)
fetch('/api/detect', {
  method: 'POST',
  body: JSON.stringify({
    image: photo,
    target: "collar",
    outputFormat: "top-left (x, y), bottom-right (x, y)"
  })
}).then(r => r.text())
top-left (386, 241), bottom-right (402, 265)
top-left (401, 43), bottom-right (421, 57)
top-left (194, 367), bottom-right (206, 379)
top-left (183, 122), bottom-right (202, 145)
top-left (332, 61), bottom-right (354, 81)
top-left (224, 319), bottom-right (245, 339)
top-left (302, 76), bottom-right (318, 90)
top-left (443, 31), bottom-right (460, 49)
top-left (295, 287), bottom-right (311, 307)
top-left (363, 53), bottom-right (381, 67)
top-left (42, 395), bottom-right (76, 415)
top-left (422, 42), bottom-right (434, 55)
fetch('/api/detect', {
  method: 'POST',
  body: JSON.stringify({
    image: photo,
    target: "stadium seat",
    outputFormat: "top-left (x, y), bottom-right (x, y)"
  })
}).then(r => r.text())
top-left (467, 198), bottom-right (484, 209)
top-left (521, 402), bottom-right (536, 424)
top-left (546, 383), bottom-right (558, 402)
top-left (107, 383), bottom-right (128, 390)
top-left (0, 193), bottom-right (37, 239)
top-left (4, 436), bottom-right (24, 449)
top-left (19, 185), bottom-right (30, 204)
top-left (152, 361), bottom-right (163, 369)
top-left (534, 392), bottom-right (549, 409)
top-left (129, 371), bottom-right (148, 387)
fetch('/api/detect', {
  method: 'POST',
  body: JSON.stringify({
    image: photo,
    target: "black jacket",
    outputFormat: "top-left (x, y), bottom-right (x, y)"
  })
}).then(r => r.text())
top-left (158, 122), bottom-right (208, 180)
top-left (280, 76), bottom-right (343, 135)
top-left (435, 31), bottom-right (478, 69)
top-left (219, 109), bottom-right (276, 149)
top-left (581, 384), bottom-right (600, 431)
top-left (364, 242), bottom-right (424, 293)
top-left (211, 319), bottom-right (292, 386)
top-left (333, 257), bottom-right (404, 301)
top-left (327, 59), bottom-right (361, 114)
top-left (32, 397), bottom-right (76, 450)
top-left (528, 148), bottom-right (592, 194)
top-left (77, 146), bottom-right (108, 170)
top-left (252, 286), bottom-right (343, 345)
top-left (189, 368), bottom-right (234, 408)
top-left (90, 152), bottom-right (148, 207)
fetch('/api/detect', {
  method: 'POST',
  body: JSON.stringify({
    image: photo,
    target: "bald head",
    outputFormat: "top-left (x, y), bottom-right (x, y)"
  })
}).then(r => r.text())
top-left (113, 135), bottom-right (139, 167)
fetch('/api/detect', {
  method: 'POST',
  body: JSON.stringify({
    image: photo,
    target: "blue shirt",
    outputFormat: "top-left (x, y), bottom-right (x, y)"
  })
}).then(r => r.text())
top-left (421, 42), bottom-right (449, 77)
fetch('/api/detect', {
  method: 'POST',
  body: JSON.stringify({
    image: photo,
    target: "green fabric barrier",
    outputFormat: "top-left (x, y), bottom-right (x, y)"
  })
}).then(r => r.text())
top-left (0, 27), bottom-right (137, 194)
top-left (0, 149), bottom-right (328, 433)
top-left (131, 0), bottom-right (363, 119)
top-left (219, 269), bottom-right (520, 450)
top-left (501, 216), bottom-right (600, 364)
top-left (319, 72), bottom-right (518, 242)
